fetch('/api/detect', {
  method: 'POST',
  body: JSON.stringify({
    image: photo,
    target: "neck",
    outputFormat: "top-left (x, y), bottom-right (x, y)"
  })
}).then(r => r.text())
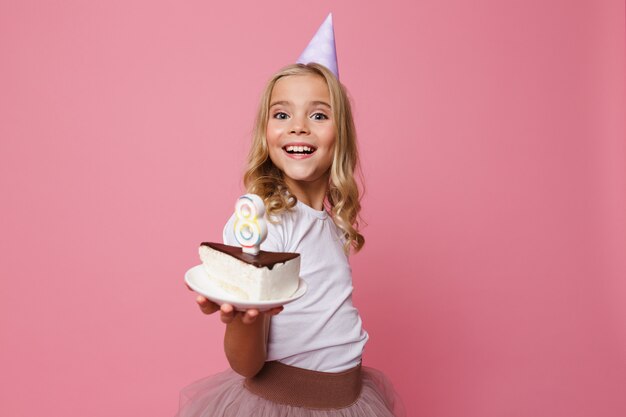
top-left (284, 173), bottom-right (329, 211)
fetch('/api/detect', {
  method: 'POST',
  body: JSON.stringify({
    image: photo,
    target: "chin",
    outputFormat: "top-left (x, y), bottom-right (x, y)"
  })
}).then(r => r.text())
top-left (278, 165), bottom-right (310, 178)
top-left (285, 173), bottom-right (316, 183)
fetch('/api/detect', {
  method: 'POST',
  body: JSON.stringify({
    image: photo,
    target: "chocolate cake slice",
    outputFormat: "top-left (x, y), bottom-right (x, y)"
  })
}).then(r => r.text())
top-left (199, 242), bottom-right (300, 301)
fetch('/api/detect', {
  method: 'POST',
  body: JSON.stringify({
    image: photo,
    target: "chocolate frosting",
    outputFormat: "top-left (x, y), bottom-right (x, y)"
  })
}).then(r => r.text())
top-left (200, 242), bottom-right (299, 270)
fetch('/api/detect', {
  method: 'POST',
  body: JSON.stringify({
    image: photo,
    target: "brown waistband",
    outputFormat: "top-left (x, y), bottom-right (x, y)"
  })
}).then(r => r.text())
top-left (244, 361), bottom-right (362, 409)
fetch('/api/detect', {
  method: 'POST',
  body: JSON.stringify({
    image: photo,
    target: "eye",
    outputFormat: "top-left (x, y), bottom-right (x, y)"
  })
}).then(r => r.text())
top-left (311, 112), bottom-right (328, 120)
top-left (273, 112), bottom-right (289, 120)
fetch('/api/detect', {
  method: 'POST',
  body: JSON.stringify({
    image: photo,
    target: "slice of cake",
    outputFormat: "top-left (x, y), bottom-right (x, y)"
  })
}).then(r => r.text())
top-left (199, 242), bottom-right (300, 301)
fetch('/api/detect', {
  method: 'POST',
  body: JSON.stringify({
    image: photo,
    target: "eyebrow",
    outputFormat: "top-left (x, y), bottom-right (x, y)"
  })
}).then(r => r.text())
top-left (269, 100), bottom-right (331, 109)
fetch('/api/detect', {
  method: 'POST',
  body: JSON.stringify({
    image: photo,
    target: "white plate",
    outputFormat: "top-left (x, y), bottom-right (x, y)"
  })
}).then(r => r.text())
top-left (184, 264), bottom-right (307, 311)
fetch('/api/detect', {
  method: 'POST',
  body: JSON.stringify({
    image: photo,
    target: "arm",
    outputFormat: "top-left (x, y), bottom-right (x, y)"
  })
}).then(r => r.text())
top-left (222, 305), bottom-right (270, 377)
top-left (194, 294), bottom-right (281, 377)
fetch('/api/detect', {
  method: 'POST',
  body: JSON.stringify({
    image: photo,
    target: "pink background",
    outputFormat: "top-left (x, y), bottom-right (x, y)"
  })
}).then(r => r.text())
top-left (1, 1), bottom-right (625, 416)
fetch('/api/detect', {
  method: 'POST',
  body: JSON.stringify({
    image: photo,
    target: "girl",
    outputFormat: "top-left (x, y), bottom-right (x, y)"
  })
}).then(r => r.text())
top-left (178, 62), bottom-right (405, 417)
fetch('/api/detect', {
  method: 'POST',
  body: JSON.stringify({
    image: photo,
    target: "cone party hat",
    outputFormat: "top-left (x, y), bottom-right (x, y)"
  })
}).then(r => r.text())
top-left (296, 13), bottom-right (339, 79)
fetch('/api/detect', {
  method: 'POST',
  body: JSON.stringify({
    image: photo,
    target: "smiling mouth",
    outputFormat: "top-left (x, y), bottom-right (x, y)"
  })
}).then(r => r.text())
top-left (283, 145), bottom-right (317, 155)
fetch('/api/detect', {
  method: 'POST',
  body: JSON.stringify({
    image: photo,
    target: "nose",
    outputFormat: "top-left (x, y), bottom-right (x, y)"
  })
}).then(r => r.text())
top-left (289, 114), bottom-right (309, 135)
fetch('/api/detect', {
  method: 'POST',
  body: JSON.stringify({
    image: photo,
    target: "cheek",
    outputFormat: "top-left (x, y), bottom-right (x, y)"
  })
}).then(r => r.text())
top-left (322, 130), bottom-right (337, 148)
top-left (320, 123), bottom-right (336, 143)
top-left (266, 125), bottom-right (281, 144)
top-left (326, 136), bottom-right (337, 164)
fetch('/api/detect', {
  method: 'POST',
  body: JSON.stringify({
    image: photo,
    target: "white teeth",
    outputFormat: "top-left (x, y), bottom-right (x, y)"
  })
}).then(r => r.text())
top-left (284, 145), bottom-right (314, 153)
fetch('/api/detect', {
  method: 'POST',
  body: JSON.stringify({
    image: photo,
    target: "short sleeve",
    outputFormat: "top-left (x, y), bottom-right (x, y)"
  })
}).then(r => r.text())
top-left (222, 213), bottom-right (284, 252)
top-left (222, 213), bottom-right (239, 246)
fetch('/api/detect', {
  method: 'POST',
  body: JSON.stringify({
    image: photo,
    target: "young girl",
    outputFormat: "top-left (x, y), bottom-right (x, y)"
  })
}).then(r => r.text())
top-left (177, 56), bottom-right (404, 417)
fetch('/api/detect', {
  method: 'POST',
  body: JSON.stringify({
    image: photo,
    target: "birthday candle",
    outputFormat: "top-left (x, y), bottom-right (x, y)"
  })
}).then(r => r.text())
top-left (234, 194), bottom-right (268, 255)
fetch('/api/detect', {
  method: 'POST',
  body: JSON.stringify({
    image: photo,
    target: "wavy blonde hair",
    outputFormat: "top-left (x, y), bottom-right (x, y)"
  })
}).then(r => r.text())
top-left (243, 63), bottom-right (365, 253)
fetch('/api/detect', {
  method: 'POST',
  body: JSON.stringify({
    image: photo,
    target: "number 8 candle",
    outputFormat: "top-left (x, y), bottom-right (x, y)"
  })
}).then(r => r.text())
top-left (234, 194), bottom-right (268, 255)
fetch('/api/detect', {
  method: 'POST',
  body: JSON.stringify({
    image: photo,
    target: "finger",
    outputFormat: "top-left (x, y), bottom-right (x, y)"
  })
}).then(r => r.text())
top-left (196, 296), bottom-right (219, 314)
top-left (266, 306), bottom-right (284, 316)
top-left (241, 309), bottom-right (259, 325)
top-left (220, 304), bottom-right (235, 324)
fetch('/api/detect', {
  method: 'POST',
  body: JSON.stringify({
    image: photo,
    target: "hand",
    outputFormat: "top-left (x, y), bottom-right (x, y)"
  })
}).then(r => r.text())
top-left (187, 283), bottom-right (283, 324)
top-left (218, 303), bottom-right (284, 325)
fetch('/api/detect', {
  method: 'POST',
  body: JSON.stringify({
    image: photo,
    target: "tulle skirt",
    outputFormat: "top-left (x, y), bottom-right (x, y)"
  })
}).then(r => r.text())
top-left (176, 364), bottom-right (405, 417)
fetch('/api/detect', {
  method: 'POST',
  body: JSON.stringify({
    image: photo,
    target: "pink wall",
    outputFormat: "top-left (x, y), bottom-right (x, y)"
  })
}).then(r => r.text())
top-left (1, 1), bottom-right (624, 416)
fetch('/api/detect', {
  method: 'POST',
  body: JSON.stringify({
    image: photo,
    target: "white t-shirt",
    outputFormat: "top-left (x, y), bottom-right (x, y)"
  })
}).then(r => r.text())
top-left (223, 200), bottom-right (369, 373)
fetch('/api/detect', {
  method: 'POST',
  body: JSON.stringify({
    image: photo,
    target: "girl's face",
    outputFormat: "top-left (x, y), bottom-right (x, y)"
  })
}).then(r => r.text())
top-left (266, 74), bottom-right (336, 189)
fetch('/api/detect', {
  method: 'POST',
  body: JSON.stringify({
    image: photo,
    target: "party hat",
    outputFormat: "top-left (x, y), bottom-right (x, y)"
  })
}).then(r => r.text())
top-left (296, 13), bottom-right (339, 79)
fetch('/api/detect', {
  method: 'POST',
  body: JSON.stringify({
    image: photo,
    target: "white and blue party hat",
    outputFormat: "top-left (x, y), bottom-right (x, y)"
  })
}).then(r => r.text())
top-left (296, 13), bottom-right (339, 79)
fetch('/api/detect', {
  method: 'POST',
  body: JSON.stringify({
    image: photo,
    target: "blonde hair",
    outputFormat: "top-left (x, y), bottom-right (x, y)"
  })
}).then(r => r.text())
top-left (243, 63), bottom-right (365, 253)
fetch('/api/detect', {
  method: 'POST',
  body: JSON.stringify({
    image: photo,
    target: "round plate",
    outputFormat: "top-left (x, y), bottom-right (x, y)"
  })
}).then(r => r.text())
top-left (184, 264), bottom-right (307, 311)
